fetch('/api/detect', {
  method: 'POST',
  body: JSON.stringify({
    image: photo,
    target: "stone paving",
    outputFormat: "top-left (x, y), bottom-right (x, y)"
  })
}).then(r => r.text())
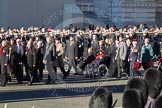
top-left (0, 69), bottom-right (129, 108)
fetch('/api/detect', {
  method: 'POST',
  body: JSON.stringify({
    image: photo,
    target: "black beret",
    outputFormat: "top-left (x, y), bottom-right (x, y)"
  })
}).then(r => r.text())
top-left (89, 87), bottom-right (112, 108)
top-left (144, 68), bottom-right (162, 98)
top-left (122, 89), bottom-right (143, 108)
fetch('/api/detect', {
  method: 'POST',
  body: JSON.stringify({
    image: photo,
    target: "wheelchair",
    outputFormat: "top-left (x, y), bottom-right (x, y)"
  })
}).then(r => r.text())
top-left (87, 56), bottom-right (111, 78)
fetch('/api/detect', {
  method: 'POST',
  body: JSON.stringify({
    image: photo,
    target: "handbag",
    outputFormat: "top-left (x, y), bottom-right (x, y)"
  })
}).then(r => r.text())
top-left (134, 61), bottom-right (141, 71)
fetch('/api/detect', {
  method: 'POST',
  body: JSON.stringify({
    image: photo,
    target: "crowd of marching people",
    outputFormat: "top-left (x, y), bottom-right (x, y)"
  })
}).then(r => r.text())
top-left (0, 24), bottom-right (162, 87)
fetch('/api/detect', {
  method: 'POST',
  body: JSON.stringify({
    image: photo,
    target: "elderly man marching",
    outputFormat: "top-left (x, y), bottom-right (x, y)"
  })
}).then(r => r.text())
top-left (43, 34), bottom-right (57, 84)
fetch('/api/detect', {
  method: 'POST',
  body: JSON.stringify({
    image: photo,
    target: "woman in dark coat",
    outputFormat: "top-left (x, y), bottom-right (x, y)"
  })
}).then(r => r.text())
top-left (128, 38), bottom-right (141, 78)
top-left (0, 40), bottom-right (9, 86)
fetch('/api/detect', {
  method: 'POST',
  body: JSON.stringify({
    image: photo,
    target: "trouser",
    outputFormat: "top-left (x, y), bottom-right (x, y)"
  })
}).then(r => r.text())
top-left (54, 66), bottom-right (66, 75)
top-left (13, 63), bottom-right (23, 83)
top-left (0, 57), bottom-right (1, 75)
top-left (129, 62), bottom-right (135, 78)
top-left (117, 58), bottom-right (125, 77)
top-left (142, 63), bottom-right (149, 70)
top-left (37, 68), bottom-right (43, 80)
top-left (25, 66), bottom-right (29, 79)
top-left (1, 64), bottom-right (7, 86)
top-left (46, 61), bottom-right (57, 82)
top-left (28, 67), bottom-right (34, 83)
top-left (125, 61), bottom-right (130, 76)
top-left (68, 59), bottom-right (77, 73)
top-left (81, 60), bottom-right (92, 71)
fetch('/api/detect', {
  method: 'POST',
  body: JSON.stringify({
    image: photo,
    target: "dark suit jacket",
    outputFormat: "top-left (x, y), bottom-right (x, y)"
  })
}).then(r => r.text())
top-left (0, 46), bottom-right (9, 73)
top-left (26, 46), bottom-right (36, 68)
top-left (36, 47), bottom-right (44, 68)
top-left (44, 42), bottom-right (56, 62)
top-left (0, 46), bottom-right (9, 65)
top-left (12, 45), bottom-right (24, 64)
top-left (129, 46), bottom-right (141, 62)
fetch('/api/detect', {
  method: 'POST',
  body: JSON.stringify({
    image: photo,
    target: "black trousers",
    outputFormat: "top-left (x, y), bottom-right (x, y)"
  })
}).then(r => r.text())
top-left (1, 64), bottom-right (7, 86)
top-left (28, 67), bottom-right (34, 83)
top-left (13, 63), bottom-right (23, 83)
top-left (80, 56), bottom-right (95, 71)
top-left (125, 61), bottom-right (130, 76)
top-left (142, 63), bottom-right (149, 70)
top-left (117, 58), bottom-right (125, 78)
top-left (54, 66), bottom-right (66, 75)
top-left (81, 60), bottom-right (92, 71)
top-left (68, 59), bottom-right (77, 73)
top-left (36, 68), bottom-right (43, 80)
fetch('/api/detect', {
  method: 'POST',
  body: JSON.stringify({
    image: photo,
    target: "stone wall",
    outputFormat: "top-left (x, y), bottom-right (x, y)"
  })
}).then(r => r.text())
top-left (93, 0), bottom-right (162, 26)
top-left (121, 0), bottom-right (157, 25)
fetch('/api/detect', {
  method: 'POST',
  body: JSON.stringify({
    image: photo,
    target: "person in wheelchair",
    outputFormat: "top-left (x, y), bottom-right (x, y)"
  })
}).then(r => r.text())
top-left (89, 50), bottom-right (110, 77)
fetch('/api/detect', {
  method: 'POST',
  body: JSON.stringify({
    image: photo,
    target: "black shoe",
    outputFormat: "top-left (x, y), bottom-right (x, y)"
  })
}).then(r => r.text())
top-left (83, 74), bottom-right (89, 78)
top-left (8, 76), bottom-right (12, 82)
top-left (35, 78), bottom-right (40, 83)
top-left (39, 78), bottom-right (43, 81)
top-left (44, 81), bottom-right (51, 84)
top-left (66, 70), bottom-right (70, 76)
top-left (73, 73), bottom-right (80, 75)
top-left (117, 76), bottom-right (121, 80)
top-left (63, 74), bottom-right (67, 79)
top-left (51, 80), bottom-right (57, 84)
top-left (1, 84), bottom-right (6, 87)
top-left (17, 81), bottom-right (23, 84)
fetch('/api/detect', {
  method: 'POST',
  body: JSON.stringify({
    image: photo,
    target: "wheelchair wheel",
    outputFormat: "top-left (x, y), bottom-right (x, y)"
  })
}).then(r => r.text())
top-left (98, 64), bottom-right (109, 77)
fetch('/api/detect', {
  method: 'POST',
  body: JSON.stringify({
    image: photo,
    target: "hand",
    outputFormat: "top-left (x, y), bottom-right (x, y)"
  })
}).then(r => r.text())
top-left (56, 49), bottom-right (59, 52)
top-left (138, 59), bottom-right (141, 63)
top-left (65, 57), bottom-right (68, 60)
top-left (43, 60), bottom-right (47, 64)
top-left (128, 58), bottom-right (132, 62)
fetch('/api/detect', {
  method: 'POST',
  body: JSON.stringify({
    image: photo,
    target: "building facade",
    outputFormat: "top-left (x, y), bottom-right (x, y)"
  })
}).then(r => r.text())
top-left (92, 0), bottom-right (162, 26)
top-left (0, 0), bottom-right (162, 28)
